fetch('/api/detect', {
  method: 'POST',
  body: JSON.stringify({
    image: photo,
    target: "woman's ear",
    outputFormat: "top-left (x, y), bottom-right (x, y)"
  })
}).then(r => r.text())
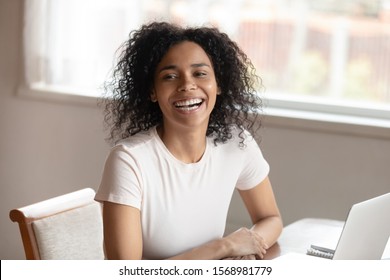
top-left (150, 91), bottom-right (157, 102)
top-left (217, 87), bottom-right (222, 95)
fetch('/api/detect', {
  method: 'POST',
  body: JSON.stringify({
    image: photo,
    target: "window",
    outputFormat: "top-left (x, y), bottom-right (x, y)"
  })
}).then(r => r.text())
top-left (22, 0), bottom-right (390, 119)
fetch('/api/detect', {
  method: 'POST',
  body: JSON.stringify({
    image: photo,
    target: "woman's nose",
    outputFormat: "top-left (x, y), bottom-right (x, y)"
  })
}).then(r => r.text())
top-left (178, 76), bottom-right (197, 92)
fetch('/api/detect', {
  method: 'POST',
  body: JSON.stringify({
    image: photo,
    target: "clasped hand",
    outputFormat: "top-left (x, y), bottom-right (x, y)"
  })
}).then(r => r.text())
top-left (222, 227), bottom-right (268, 260)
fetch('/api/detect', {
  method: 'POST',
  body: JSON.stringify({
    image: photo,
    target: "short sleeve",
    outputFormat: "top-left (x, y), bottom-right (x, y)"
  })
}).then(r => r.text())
top-left (94, 145), bottom-right (142, 209)
top-left (235, 137), bottom-right (270, 191)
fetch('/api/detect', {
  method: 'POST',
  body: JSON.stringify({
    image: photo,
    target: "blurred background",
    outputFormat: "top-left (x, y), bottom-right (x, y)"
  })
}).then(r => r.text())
top-left (1, 0), bottom-right (389, 259)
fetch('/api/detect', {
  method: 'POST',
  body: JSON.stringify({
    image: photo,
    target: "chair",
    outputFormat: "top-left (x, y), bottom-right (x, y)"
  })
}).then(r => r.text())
top-left (9, 188), bottom-right (105, 260)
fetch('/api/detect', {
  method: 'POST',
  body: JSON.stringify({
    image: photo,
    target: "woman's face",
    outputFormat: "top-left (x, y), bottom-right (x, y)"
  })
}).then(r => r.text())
top-left (152, 41), bottom-right (219, 132)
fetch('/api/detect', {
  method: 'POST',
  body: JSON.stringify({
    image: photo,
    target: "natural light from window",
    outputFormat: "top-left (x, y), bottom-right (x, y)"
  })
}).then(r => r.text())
top-left (23, 0), bottom-right (390, 118)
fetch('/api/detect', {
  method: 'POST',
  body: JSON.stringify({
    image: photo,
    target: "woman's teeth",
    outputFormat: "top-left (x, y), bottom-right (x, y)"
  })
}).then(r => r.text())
top-left (174, 98), bottom-right (203, 111)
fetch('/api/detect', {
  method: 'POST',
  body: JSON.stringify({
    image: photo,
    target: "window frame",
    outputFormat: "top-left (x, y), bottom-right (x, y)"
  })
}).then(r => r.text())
top-left (17, 0), bottom-right (390, 139)
top-left (17, 83), bottom-right (390, 141)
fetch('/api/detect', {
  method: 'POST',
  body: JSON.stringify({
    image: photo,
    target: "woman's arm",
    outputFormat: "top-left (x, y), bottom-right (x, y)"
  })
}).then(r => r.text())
top-left (102, 202), bottom-right (143, 259)
top-left (238, 176), bottom-right (283, 257)
top-left (167, 226), bottom-right (269, 260)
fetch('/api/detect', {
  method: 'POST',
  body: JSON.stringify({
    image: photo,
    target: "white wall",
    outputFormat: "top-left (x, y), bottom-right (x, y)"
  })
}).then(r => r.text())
top-left (1, 0), bottom-right (389, 259)
top-left (227, 122), bottom-right (390, 233)
top-left (0, 0), bottom-right (109, 259)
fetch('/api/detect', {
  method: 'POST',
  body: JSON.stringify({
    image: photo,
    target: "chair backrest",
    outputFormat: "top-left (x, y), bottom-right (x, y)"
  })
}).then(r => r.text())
top-left (9, 188), bottom-right (105, 260)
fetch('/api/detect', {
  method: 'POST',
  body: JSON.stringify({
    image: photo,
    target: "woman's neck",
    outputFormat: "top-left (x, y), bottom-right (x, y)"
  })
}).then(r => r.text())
top-left (156, 124), bottom-right (207, 164)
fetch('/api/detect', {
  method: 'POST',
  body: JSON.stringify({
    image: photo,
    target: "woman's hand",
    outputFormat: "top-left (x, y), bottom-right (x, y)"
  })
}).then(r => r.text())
top-left (222, 227), bottom-right (268, 259)
top-left (222, 254), bottom-right (257, 260)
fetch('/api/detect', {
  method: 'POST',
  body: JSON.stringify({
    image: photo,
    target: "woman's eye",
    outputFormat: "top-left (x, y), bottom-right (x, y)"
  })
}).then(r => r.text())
top-left (163, 74), bottom-right (177, 80)
top-left (195, 71), bottom-right (207, 77)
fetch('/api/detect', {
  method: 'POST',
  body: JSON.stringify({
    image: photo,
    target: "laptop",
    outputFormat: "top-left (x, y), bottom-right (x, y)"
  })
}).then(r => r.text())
top-left (286, 192), bottom-right (390, 260)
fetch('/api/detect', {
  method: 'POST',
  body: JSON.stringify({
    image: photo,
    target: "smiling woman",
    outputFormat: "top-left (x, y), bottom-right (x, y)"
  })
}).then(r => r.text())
top-left (151, 41), bottom-right (219, 136)
top-left (94, 22), bottom-right (283, 260)
top-left (102, 22), bottom-right (262, 146)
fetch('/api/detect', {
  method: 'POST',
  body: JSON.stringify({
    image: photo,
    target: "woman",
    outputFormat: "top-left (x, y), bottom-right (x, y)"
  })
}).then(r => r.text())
top-left (95, 22), bottom-right (283, 260)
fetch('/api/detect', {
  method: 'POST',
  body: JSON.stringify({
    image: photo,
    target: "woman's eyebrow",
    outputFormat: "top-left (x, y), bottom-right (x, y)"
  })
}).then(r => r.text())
top-left (158, 65), bottom-right (176, 73)
top-left (158, 63), bottom-right (211, 73)
top-left (191, 63), bottom-right (211, 68)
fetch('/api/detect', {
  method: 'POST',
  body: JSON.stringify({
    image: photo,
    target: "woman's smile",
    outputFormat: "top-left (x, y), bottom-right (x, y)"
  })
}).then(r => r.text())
top-left (173, 98), bottom-right (205, 113)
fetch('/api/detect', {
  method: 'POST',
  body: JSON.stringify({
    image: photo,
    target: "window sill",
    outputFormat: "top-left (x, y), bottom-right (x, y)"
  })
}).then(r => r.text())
top-left (17, 85), bottom-right (100, 107)
top-left (263, 107), bottom-right (390, 140)
top-left (17, 85), bottom-right (390, 139)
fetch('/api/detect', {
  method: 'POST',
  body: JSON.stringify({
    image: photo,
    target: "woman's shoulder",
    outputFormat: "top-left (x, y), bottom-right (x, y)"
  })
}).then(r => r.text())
top-left (224, 126), bottom-right (257, 147)
top-left (209, 126), bottom-right (259, 154)
top-left (112, 127), bottom-right (157, 153)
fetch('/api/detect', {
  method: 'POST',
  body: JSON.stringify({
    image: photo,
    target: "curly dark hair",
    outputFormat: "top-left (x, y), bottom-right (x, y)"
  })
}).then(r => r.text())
top-left (101, 21), bottom-right (263, 145)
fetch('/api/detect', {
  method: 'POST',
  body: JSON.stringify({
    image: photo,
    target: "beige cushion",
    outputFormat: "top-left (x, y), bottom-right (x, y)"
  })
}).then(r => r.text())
top-left (32, 202), bottom-right (104, 259)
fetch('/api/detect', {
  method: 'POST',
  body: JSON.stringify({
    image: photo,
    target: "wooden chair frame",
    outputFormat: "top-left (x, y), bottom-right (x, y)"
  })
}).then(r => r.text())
top-left (9, 188), bottom-right (99, 260)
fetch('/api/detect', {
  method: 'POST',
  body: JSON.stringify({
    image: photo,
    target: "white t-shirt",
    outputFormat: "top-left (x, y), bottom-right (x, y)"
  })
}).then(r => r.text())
top-left (95, 126), bottom-right (269, 259)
